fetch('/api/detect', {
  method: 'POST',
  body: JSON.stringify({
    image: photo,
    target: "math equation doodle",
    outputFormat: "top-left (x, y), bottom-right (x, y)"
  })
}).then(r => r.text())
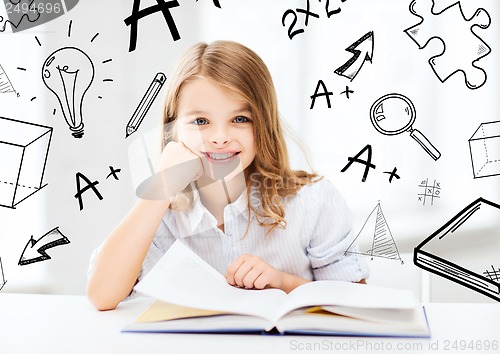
top-left (417, 178), bottom-right (441, 206)
top-left (404, 0), bottom-right (491, 89)
top-left (282, 0), bottom-right (349, 40)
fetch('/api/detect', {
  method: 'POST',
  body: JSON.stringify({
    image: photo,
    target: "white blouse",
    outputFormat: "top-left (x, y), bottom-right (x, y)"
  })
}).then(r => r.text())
top-left (135, 178), bottom-right (369, 293)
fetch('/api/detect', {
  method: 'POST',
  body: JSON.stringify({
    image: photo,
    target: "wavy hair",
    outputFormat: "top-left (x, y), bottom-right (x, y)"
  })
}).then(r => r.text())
top-left (162, 40), bottom-right (321, 233)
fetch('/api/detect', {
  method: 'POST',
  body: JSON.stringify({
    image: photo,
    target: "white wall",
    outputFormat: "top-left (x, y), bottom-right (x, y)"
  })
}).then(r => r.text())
top-left (0, 0), bottom-right (498, 303)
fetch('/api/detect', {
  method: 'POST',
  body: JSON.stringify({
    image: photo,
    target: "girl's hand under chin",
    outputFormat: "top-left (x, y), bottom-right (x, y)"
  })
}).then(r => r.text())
top-left (156, 141), bottom-right (204, 198)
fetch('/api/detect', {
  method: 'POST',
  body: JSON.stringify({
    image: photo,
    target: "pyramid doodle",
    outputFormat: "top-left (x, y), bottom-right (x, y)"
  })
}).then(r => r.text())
top-left (0, 64), bottom-right (16, 94)
top-left (345, 202), bottom-right (403, 263)
top-left (404, 0), bottom-right (491, 89)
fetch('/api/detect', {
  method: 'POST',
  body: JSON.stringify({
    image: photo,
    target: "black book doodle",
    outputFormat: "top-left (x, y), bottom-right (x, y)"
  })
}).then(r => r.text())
top-left (414, 198), bottom-right (500, 302)
top-left (0, 257), bottom-right (6, 291)
top-left (469, 120), bottom-right (500, 179)
top-left (484, 265), bottom-right (500, 283)
top-left (404, 0), bottom-right (491, 90)
top-left (18, 227), bottom-right (70, 265)
top-left (370, 93), bottom-right (441, 161)
top-left (0, 116), bottom-right (52, 209)
top-left (345, 201), bottom-right (403, 264)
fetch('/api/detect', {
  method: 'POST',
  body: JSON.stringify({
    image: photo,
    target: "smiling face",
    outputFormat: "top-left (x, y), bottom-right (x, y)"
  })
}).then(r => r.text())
top-left (174, 75), bottom-right (256, 181)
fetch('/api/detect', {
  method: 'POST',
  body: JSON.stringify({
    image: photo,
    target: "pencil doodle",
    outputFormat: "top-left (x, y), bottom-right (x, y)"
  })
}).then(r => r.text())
top-left (469, 121), bottom-right (500, 179)
top-left (0, 256), bottom-right (6, 291)
top-left (126, 72), bottom-right (166, 138)
top-left (414, 198), bottom-right (500, 302)
top-left (0, 64), bottom-right (18, 96)
top-left (345, 201), bottom-right (403, 264)
top-left (0, 116), bottom-right (52, 209)
top-left (18, 227), bottom-right (70, 265)
top-left (417, 178), bottom-right (441, 205)
top-left (404, 0), bottom-right (491, 89)
top-left (370, 93), bottom-right (441, 161)
top-left (282, 0), bottom-right (349, 40)
top-left (0, 0), bottom-right (79, 33)
top-left (334, 31), bottom-right (374, 81)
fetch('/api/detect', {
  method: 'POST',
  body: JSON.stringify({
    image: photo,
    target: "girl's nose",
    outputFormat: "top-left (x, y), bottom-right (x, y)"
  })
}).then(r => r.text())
top-left (209, 127), bottom-right (230, 145)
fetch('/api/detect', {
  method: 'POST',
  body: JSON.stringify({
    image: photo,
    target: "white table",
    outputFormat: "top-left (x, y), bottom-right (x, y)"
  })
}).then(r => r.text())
top-left (0, 294), bottom-right (499, 354)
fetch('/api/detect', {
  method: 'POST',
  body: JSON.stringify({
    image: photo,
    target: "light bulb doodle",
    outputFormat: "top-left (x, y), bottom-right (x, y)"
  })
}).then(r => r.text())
top-left (42, 46), bottom-right (95, 138)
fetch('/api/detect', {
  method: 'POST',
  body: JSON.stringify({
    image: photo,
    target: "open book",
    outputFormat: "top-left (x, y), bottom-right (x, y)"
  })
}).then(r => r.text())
top-left (123, 241), bottom-right (430, 337)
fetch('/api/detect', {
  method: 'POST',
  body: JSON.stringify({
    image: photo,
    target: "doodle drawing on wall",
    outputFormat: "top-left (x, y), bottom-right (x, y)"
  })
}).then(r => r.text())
top-left (0, 257), bottom-right (6, 291)
top-left (345, 201), bottom-right (403, 264)
top-left (0, 64), bottom-right (18, 96)
top-left (414, 198), bottom-right (500, 302)
top-left (370, 93), bottom-right (441, 160)
top-left (404, 0), bottom-right (491, 89)
top-left (334, 31), bottom-right (374, 81)
top-left (18, 227), bottom-right (70, 265)
top-left (126, 72), bottom-right (166, 138)
top-left (42, 46), bottom-right (95, 138)
top-left (417, 178), bottom-right (441, 206)
top-left (469, 120), bottom-right (500, 179)
top-left (0, 116), bottom-right (52, 209)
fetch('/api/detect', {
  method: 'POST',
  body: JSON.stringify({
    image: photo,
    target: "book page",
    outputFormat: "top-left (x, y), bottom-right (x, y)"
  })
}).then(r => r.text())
top-left (134, 240), bottom-right (286, 322)
top-left (275, 280), bottom-right (418, 320)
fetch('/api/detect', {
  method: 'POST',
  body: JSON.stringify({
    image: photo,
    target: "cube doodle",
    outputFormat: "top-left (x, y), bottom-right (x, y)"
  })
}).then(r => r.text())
top-left (0, 117), bottom-right (52, 208)
top-left (404, 0), bottom-right (491, 89)
top-left (469, 121), bottom-right (500, 179)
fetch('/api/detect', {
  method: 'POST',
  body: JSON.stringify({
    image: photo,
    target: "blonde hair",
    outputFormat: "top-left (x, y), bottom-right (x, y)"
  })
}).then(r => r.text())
top-left (162, 40), bottom-right (321, 233)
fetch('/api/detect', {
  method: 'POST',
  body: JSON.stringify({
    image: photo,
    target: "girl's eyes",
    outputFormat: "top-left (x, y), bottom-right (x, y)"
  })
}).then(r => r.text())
top-left (191, 116), bottom-right (251, 125)
top-left (233, 115), bottom-right (251, 123)
top-left (192, 118), bottom-right (209, 125)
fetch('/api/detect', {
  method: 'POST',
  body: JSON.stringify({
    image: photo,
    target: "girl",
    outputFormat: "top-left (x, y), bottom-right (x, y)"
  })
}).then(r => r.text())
top-left (87, 40), bottom-right (369, 311)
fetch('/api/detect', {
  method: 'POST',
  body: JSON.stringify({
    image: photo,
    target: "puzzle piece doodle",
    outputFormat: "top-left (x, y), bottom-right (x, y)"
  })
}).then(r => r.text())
top-left (404, 0), bottom-right (491, 89)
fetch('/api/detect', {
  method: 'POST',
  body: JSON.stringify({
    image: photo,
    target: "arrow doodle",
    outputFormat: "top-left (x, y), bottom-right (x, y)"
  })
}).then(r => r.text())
top-left (334, 31), bottom-right (374, 81)
top-left (18, 227), bottom-right (70, 266)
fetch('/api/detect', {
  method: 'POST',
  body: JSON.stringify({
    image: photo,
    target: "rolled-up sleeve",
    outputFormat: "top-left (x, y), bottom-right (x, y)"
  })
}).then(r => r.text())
top-left (306, 181), bottom-right (370, 282)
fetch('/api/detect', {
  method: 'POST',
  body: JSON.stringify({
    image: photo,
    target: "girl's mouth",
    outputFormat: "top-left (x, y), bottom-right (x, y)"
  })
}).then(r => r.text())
top-left (204, 151), bottom-right (240, 163)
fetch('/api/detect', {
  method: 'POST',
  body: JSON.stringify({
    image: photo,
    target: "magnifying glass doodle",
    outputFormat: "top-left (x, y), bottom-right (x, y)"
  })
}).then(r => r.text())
top-left (370, 93), bottom-right (441, 161)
